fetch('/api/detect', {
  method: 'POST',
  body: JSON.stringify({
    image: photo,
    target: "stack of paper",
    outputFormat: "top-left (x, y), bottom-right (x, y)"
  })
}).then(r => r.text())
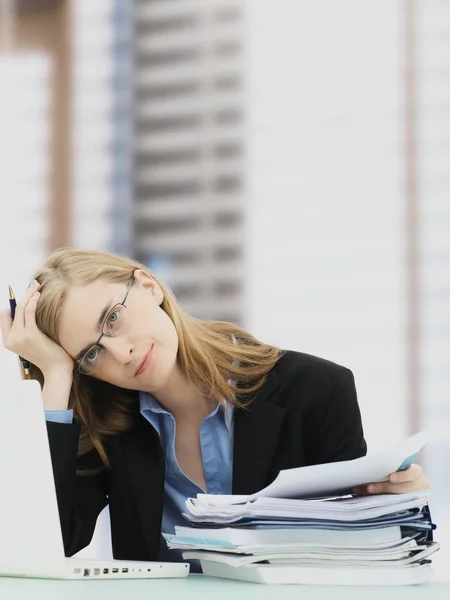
top-left (163, 432), bottom-right (439, 585)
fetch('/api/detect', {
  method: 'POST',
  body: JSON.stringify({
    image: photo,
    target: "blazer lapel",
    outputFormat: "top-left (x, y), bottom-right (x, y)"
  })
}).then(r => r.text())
top-left (232, 370), bottom-right (285, 495)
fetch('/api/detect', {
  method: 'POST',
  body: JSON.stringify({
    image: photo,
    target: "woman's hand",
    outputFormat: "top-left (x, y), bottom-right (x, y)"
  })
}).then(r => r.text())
top-left (353, 463), bottom-right (430, 495)
top-left (0, 280), bottom-right (74, 379)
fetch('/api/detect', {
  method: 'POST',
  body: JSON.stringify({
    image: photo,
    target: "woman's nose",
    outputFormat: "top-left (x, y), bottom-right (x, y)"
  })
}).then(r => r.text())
top-left (102, 336), bottom-right (133, 364)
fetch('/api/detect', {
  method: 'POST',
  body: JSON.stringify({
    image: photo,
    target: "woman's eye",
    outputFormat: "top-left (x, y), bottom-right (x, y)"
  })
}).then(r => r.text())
top-left (85, 347), bottom-right (100, 363)
top-left (108, 310), bottom-right (120, 325)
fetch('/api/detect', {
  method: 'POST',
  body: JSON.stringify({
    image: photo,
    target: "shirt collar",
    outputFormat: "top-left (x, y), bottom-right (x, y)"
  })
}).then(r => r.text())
top-left (139, 390), bottom-right (234, 431)
top-left (139, 390), bottom-right (167, 414)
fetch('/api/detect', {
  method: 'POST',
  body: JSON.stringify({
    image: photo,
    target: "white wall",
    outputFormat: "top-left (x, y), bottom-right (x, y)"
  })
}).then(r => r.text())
top-left (245, 0), bottom-right (407, 451)
top-left (416, 0), bottom-right (450, 576)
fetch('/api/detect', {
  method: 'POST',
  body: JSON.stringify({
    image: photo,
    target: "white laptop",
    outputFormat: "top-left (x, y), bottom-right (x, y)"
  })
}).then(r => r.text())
top-left (0, 379), bottom-right (189, 580)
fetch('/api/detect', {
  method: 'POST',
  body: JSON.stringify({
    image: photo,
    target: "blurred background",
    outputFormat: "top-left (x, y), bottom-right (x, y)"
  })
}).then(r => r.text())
top-left (0, 0), bottom-right (449, 577)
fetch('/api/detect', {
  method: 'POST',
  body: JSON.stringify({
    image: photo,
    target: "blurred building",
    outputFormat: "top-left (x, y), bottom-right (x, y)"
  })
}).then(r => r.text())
top-left (0, 0), bottom-right (68, 287)
top-left (132, 0), bottom-right (246, 324)
top-left (0, 0), bottom-right (123, 284)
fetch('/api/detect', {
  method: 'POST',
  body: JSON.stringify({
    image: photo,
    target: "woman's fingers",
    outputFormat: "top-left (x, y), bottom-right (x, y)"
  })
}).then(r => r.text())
top-left (353, 464), bottom-right (430, 495)
top-left (389, 463), bottom-right (422, 484)
top-left (2, 284), bottom-right (74, 376)
top-left (0, 309), bottom-right (13, 345)
top-left (365, 478), bottom-right (430, 495)
top-left (2, 286), bottom-right (41, 356)
top-left (24, 291), bottom-right (41, 331)
top-left (13, 280), bottom-right (40, 329)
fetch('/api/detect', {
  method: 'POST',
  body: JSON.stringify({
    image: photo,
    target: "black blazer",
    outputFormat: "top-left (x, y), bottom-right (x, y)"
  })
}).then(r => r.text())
top-left (46, 350), bottom-right (367, 560)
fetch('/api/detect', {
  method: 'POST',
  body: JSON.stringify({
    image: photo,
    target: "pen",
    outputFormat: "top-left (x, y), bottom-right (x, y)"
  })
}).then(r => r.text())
top-left (8, 285), bottom-right (30, 376)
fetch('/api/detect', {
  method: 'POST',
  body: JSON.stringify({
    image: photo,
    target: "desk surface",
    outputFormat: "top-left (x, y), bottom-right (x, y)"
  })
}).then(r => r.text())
top-left (0, 574), bottom-right (449, 600)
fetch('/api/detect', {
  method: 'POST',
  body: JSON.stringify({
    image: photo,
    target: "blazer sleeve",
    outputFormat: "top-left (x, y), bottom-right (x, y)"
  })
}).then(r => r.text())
top-left (46, 420), bottom-right (108, 557)
top-left (313, 367), bottom-right (367, 465)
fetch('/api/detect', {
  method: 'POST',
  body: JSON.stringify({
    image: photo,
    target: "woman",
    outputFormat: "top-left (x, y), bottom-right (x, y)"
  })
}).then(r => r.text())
top-left (0, 248), bottom-right (429, 564)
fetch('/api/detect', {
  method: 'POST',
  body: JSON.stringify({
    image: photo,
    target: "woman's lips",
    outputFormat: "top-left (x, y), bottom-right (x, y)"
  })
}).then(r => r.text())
top-left (135, 345), bottom-right (154, 376)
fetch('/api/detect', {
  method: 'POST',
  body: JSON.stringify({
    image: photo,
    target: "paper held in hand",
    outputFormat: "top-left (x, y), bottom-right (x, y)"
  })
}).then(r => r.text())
top-left (196, 430), bottom-right (429, 505)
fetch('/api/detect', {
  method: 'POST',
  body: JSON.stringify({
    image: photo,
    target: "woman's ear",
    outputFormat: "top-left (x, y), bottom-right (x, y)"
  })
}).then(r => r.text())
top-left (133, 269), bottom-right (164, 305)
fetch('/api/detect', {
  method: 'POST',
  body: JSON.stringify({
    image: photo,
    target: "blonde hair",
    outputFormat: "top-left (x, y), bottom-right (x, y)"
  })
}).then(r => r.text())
top-left (31, 248), bottom-right (283, 468)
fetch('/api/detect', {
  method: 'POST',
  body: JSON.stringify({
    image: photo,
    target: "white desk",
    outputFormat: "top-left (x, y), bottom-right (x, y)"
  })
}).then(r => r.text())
top-left (0, 575), bottom-right (449, 600)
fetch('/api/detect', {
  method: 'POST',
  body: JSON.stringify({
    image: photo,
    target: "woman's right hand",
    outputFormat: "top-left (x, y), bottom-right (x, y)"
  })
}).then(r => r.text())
top-left (0, 280), bottom-right (74, 381)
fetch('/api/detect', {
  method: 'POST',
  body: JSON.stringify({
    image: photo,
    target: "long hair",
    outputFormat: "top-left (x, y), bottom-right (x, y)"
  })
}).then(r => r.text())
top-left (30, 248), bottom-right (283, 468)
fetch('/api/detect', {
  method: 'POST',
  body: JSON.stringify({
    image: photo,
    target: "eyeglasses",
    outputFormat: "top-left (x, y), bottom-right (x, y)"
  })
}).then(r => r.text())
top-left (77, 277), bottom-right (133, 376)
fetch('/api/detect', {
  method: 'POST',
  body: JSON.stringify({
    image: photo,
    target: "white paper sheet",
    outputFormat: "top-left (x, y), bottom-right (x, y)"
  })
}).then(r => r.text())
top-left (181, 543), bottom-right (439, 568)
top-left (183, 492), bottom-right (430, 526)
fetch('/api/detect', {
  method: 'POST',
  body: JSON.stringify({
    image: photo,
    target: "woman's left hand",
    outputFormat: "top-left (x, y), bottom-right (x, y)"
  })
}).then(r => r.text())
top-left (353, 464), bottom-right (430, 495)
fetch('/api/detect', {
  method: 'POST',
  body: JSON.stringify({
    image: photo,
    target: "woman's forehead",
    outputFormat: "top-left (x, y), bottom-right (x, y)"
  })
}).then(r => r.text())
top-left (63, 280), bottom-right (118, 307)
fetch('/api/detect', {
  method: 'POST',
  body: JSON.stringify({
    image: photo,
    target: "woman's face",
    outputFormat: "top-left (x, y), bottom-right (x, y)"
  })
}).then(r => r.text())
top-left (57, 270), bottom-right (179, 392)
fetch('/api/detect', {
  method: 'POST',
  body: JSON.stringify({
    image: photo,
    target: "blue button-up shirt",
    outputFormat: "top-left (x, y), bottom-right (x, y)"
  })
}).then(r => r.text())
top-left (139, 391), bottom-right (235, 566)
